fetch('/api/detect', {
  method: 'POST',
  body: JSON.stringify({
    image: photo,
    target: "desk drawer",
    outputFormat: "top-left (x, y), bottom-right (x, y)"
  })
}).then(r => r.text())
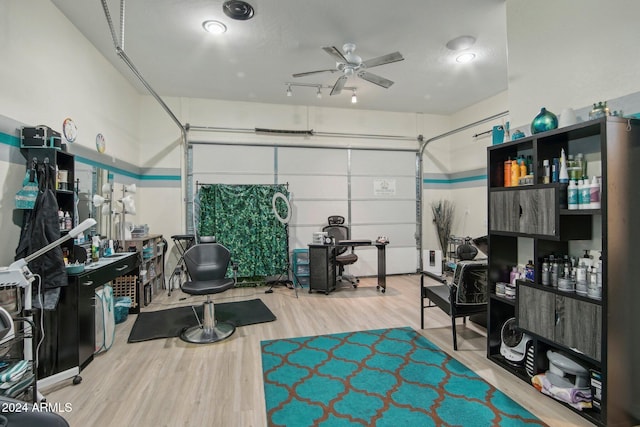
top-left (79, 255), bottom-right (139, 287)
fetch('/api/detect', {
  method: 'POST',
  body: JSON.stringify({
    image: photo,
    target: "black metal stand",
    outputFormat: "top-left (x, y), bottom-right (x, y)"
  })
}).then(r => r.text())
top-left (168, 234), bottom-right (195, 296)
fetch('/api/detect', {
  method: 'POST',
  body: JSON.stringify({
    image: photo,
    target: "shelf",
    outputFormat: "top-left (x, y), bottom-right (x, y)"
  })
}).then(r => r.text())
top-left (483, 117), bottom-right (640, 426)
top-left (518, 281), bottom-right (602, 306)
top-left (559, 208), bottom-right (601, 215)
top-left (489, 293), bottom-right (515, 306)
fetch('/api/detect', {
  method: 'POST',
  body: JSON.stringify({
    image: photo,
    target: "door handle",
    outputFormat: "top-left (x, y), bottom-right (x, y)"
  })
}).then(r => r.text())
top-left (82, 281), bottom-right (94, 286)
top-left (116, 264), bottom-right (129, 271)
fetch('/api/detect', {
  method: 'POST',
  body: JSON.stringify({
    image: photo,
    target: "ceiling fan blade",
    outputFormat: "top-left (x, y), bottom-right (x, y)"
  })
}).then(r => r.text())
top-left (330, 76), bottom-right (348, 95)
top-left (322, 46), bottom-right (348, 63)
top-left (362, 52), bottom-right (404, 68)
top-left (292, 69), bottom-right (337, 78)
top-left (358, 71), bottom-right (394, 88)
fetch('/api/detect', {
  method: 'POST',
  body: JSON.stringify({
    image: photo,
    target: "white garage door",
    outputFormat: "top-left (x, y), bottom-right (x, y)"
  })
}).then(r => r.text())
top-left (190, 142), bottom-right (417, 276)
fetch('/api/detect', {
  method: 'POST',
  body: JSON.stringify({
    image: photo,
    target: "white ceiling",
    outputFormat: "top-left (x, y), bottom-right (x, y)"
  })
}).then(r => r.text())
top-left (50, 0), bottom-right (507, 115)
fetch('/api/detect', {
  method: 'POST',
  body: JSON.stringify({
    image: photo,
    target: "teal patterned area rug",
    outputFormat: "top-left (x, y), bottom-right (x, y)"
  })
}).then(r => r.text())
top-left (261, 327), bottom-right (546, 426)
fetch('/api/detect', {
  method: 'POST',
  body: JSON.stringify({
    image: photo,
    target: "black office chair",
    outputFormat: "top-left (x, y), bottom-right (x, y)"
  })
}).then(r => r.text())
top-left (323, 215), bottom-right (359, 287)
top-left (179, 243), bottom-right (237, 344)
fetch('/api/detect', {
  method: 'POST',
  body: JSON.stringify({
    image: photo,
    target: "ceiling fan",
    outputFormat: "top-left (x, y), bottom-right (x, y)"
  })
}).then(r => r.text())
top-left (293, 43), bottom-right (404, 95)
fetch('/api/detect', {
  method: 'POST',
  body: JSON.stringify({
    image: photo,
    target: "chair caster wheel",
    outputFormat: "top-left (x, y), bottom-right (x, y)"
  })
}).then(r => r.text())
top-left (381, 288), bottom-right (386, 293)
top-left (353, 284), bottom-right (357, 288)
top-left (73, 375), bottom-right (82, 385)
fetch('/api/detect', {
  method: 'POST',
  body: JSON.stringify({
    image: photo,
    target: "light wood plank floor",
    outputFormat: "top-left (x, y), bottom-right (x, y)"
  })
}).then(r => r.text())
top-left (42, 275), bottom-right (591, 426)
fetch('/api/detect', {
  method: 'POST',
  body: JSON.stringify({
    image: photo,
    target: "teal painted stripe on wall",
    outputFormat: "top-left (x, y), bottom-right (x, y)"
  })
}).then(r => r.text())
top-left (1, 131), bottom-right (180, 182)
top-left (0, 132), bottom-right (20, 147)
top-left (423, 174), bottom-right (486, 184)
top-left (139, 174), bottom-right (180, 181)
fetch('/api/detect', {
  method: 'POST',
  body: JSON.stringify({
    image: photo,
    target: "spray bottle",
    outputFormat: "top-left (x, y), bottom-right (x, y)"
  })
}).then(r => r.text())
top-left (91, 236), bottom-right (101, 262)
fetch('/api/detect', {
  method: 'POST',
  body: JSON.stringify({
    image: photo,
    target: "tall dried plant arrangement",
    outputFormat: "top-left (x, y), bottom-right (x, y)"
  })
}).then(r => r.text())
top-left (431, 199), bottom-right (455, 255)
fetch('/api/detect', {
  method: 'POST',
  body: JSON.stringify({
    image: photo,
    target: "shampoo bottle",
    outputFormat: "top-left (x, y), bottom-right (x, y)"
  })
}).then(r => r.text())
top-left (590, 176), bottom-right (601, 209)
top-left (567, 180), bottom-right (578, 210)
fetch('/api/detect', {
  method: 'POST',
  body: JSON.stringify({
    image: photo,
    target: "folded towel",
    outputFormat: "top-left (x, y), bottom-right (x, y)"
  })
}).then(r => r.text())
top-left (532, 373), bottom-right (592, 411)
top-left (0, 360), bottom-right (28, 384)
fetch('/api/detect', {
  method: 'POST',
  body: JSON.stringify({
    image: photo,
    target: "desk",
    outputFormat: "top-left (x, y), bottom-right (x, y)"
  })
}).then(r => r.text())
top-left (36, 252), bottom-right (139, 388)
top-left (308, 240), bottom-right (388, 294)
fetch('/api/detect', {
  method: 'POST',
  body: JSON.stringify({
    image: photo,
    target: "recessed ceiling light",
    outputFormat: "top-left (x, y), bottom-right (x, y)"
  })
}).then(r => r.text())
top-left (446, 35), bottom-right (476, 51)
top-left (202, 20), bottom-right (227, 34)
top-left (223, 0), bottom-right (255, 20)
top-left (456, 52), bottom-right (476, 63)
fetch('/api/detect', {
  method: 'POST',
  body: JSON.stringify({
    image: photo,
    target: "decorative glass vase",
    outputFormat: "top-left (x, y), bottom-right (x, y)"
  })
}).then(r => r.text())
top-left (531, 107), bottom-right (558, 134)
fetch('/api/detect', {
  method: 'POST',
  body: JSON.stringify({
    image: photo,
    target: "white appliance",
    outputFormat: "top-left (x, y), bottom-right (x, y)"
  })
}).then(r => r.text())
top-left (0, 307), bottom-right (15, 346)
top-left (500, 317), bottom-right (532, 364)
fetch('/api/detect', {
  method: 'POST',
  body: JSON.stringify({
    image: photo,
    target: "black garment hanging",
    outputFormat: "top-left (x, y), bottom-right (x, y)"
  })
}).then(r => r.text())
top-left (15, 160), bottom-right (67, 291)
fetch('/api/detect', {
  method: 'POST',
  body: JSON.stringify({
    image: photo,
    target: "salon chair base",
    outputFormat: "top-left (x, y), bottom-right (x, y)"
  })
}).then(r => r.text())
top-left (180, 321), bottom-right (235, 344)
top-left (179, 299), bottom-right (235, 344)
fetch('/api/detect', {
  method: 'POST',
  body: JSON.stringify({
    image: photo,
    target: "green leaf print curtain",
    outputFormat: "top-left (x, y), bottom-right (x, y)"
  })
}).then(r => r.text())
top-left (196, 184), bottom-right (290, 278)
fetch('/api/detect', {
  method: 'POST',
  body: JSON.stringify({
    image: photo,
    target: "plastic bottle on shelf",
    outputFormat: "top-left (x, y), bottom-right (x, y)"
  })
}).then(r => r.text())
top-left (519, 158), bottom-right (527, 180)
top-left (511, 159), bottom-right (520, 187)
top-left (525, 260), bottom-right (535, 282)
top-left (590, 176), bottom-right (601, 209)
top-left (541, 258), bottom-right (550, 286)
top-left (510, 266), bottom-right (518, 285)
top-left (559, 149), bottom-right (569, 183)
top-left (567, 180), bottom-right (578, 210)
top-left (542, 159), bottom-right (551, 184)
top-left (91, 236), bottom-right (100, 262)
top-left (579, 179), bottom-right (591, 209)
top-left (551, 256), bottom-right (559, 287)
top-left (64, 211), bottom-right (72, 230)
top-left (58, 210), bottom-right (64, 231)
top-left (552, 158), bottom-right (560, 182)
top-left (504, 159), bottom-right (512, 187)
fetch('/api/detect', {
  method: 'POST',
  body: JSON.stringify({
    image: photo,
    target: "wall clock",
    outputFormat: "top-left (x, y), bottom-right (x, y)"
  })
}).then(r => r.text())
top-left (96, 133), bottom-right (106, 153)
top-left (62, 117), bottom-right (77, 143)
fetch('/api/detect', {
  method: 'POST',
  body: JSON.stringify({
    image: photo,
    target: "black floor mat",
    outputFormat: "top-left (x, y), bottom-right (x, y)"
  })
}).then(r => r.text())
top-left (127, 298), bottom-right (276, 343)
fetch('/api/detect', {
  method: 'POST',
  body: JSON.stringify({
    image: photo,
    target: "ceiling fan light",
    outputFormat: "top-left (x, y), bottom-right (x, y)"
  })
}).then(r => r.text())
top-left (202, 20), bottom-right (227, 35)
top-left (286, 85), bottom-right (292, 97)
top-left (316, 87), bottom-right (322, 98)
top-left (351, 90), bottom-right (357, 104)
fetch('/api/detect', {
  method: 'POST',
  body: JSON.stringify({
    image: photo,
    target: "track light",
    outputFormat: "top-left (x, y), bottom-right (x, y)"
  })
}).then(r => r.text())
top-left (285, 82), bottom-right (357, 104)
top-left (124, 183), bottom-right (136, 194)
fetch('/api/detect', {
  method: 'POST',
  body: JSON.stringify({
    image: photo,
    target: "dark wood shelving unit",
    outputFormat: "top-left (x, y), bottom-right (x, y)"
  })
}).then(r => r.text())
top-left (486, 117), bottom-right (640, 426)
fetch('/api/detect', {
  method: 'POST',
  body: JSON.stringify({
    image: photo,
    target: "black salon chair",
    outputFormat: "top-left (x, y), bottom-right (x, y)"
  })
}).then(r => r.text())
top-left (179, 243), bottom-right (237, 344)
top-left (323, 215), bottom-right (359, 287)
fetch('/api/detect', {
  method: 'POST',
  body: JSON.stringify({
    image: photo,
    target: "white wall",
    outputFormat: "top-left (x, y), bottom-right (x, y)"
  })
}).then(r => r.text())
top-left (507, 0), bottom-right (640, 128)
top-left (421, 92), bottom-right (509, 258)
top-left (0, 0), bottom-right (140, 265)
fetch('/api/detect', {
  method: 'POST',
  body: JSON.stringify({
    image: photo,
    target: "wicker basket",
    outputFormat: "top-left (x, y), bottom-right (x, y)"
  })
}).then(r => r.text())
top-left (111, 275), bottom-right (138, 308)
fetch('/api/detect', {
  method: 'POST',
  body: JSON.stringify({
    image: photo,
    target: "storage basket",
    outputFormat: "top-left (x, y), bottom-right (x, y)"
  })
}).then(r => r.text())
top-left (114, 296), bottom-right (132, 324)
top-left (111, 275), bottom-right (138, 309)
